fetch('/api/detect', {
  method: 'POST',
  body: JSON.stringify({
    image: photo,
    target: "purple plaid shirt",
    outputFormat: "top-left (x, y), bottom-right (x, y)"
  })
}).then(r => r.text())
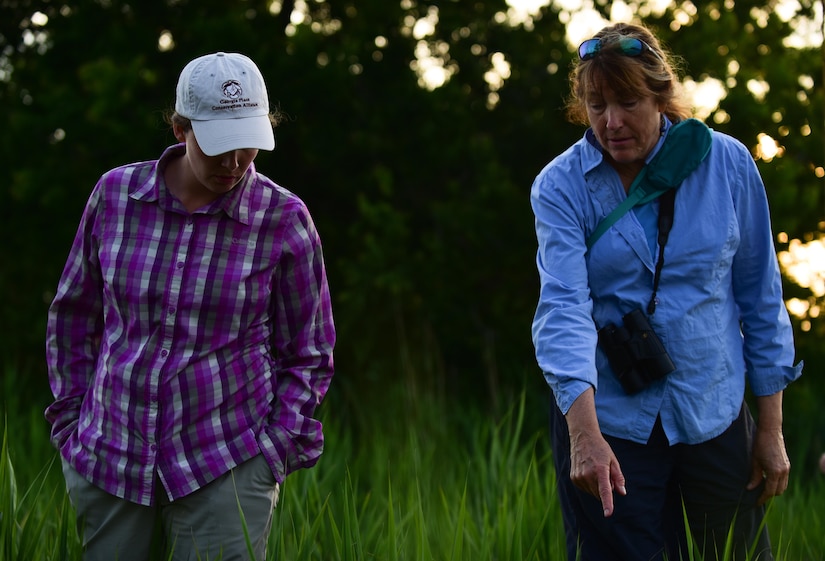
top-left (46, 144), bottom-right (335, 506)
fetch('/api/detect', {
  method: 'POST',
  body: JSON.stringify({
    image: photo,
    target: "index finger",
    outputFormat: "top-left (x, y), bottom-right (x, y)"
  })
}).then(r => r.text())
top-left (597, 469), bottom-right (615, 517)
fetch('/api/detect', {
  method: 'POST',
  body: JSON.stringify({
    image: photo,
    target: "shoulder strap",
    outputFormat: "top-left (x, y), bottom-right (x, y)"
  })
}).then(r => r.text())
top-left (646, 188), bottom-right (675, 315)
top-left (586, 118), bottom-right (712, 250)
top-left (585, 171), bottom-right (649, 250)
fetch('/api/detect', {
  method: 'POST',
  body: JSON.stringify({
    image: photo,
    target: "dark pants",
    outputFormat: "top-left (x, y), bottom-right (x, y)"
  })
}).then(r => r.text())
top-left (549, 397), bottom-right (772, 561)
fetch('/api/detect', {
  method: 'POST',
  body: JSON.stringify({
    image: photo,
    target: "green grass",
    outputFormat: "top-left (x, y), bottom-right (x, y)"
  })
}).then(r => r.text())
top-left (2, 377), bottom-right (824, 560)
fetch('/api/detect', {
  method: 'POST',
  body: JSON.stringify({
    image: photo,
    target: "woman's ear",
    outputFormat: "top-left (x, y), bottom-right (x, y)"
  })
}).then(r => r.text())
top-left (172, 123), bottom-right (188, 143)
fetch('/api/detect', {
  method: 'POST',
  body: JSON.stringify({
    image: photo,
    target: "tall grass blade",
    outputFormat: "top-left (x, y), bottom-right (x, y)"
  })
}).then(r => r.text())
top-left (386, 472), bottom-right (399, 561)
top-left (446, 476), bottom-right (468, 561)
top-left (1, 423), bottom-right (19, 561)
top-left (230, 470), bottom-right (258, 561)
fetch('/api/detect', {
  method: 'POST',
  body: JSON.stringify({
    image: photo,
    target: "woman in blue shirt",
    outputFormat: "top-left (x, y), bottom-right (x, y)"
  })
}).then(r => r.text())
top-left (530, 23), bottom-right (802, 561)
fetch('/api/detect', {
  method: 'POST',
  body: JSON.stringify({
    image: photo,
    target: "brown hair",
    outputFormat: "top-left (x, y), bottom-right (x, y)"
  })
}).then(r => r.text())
top-left (565, 23), bottom-right (692, 125)
top-left (164, 107), bottom-right (285, 131)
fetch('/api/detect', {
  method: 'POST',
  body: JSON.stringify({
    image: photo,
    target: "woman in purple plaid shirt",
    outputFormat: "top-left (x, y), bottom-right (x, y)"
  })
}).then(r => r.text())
top-left (45, 52), bottom-right (336, 561)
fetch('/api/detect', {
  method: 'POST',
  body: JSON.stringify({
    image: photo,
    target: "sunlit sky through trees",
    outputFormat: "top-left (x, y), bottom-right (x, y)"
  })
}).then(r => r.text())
top-left (14, 0), bottom-right (825, 327)
top-left (461, 0), bottom-right (825, 328)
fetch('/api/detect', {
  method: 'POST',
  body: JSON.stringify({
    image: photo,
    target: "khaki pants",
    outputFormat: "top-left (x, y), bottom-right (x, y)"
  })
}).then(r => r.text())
top-left (63, 455), bottom-right (280, 561)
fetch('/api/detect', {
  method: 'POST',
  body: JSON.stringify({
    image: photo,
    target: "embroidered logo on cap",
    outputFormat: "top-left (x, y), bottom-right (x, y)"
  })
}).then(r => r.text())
top-left (212, 77), bottom-right (259, 113)
top-left (222, 79), bottom-right (243, 100)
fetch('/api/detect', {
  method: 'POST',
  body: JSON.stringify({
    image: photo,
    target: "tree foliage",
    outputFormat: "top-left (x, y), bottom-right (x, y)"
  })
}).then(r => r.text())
top-left (0, 1), bottom-right (822, 429)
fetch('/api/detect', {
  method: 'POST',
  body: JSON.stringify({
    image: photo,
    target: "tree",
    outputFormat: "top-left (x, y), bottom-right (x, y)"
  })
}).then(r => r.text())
top-left (1, 1), bottom-right (822, 426)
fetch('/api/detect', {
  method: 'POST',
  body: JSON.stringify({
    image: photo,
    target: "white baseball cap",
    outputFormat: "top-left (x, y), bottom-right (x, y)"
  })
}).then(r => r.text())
top-left (175, 52), bottom-right (275, 157)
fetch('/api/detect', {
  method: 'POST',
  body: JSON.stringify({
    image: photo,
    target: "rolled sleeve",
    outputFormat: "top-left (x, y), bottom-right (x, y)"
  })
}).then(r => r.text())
top-left (747, 364), bottom-right (804, 397)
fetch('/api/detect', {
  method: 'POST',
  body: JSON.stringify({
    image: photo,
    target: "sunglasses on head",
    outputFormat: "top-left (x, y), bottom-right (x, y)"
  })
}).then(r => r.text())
top-left (577, 36), bottom-right (659, 61)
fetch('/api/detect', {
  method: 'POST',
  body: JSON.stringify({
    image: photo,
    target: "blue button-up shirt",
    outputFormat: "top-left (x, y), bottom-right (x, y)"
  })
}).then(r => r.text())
top-left (531, 120), bottom-right (802, 446)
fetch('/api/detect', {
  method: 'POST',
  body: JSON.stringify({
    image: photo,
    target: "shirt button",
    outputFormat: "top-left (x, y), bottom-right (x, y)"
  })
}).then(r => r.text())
top-left (177, 262), bottom-right (184, 269)
top-left (160, 349), bottom-right (169, 358)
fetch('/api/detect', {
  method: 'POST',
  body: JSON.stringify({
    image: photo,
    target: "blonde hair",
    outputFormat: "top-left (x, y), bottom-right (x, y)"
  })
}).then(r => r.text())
top-left (565, 23), bottom-right (692, 125)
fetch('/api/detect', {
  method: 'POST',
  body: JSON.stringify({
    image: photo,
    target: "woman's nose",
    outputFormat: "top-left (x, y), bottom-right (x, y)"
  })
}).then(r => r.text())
top-left (605, 108), bottom-right (623, 130)
top-left (221, 150), bottom-right (240, 170)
